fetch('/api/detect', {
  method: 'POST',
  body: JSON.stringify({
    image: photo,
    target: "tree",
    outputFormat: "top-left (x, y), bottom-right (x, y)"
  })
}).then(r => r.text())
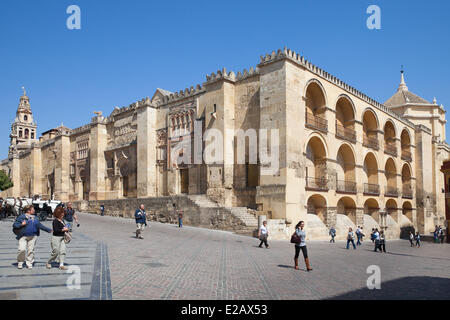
top-left (0, 170), bottom-right (13, 191)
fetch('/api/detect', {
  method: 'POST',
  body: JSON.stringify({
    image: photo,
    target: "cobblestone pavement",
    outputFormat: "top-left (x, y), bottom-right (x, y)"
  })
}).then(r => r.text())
top-left (1, 213), bottom-right (449, 300)
top-left (0, 217), bottom-right (110, 300)
top-left (74, 213), bottom-right (450, 300)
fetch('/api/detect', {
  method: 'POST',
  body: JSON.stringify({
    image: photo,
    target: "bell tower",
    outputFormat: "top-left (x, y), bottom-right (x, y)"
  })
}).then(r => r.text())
top-left (9, 87), bottom-right (38, 156)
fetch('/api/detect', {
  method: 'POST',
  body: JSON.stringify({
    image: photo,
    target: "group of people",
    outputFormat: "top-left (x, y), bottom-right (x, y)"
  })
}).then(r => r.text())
top-left (409, 231), bottom-right (422, 247)
top-left (433, 225), bottom-right (446, 244)
top-left (134, 203), bottom-right (183, 239)
top-left (12, 202), bottom-right (79, 270)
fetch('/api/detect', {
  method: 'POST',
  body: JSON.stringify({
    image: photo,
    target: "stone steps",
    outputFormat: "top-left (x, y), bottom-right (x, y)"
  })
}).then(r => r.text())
top-left (187, 195), bottom-right (258, 228)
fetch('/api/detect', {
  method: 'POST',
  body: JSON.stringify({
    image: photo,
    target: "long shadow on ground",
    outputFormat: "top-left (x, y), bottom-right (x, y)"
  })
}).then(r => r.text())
top-left (328, 277), bottom-right (450, 300)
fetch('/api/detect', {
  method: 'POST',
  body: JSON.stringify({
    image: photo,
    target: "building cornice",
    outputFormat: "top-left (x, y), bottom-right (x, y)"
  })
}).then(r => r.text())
top-left (257, 47), bottom-right (418, 130)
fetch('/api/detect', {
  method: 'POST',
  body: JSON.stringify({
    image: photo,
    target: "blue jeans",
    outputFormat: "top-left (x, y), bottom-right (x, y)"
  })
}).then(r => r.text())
top-left (356, 235), bottom-right (361, 245)
top-left (346, 239), bottom-right (356, 249)
top-left (178, 218), bottom-right (183, 228)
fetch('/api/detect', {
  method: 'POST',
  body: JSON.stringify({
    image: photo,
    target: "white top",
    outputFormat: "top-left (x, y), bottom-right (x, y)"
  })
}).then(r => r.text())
top-left (374, 232), bottom-right (380, 240)
top-left (260, 225), bottom-right (268, 235)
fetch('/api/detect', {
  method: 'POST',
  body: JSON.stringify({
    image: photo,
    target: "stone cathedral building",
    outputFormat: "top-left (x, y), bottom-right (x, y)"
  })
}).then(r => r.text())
top-left (1, 47), bottom-right (449, 239)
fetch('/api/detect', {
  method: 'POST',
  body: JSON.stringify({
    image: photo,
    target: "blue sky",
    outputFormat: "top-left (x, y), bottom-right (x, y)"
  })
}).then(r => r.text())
top-left (1, 0), bottom-right (449, 159)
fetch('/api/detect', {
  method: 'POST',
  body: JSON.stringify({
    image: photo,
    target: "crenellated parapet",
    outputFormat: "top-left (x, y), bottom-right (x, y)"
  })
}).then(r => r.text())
top-left (205, 66), bottom-right (260, 85)
top-left (259, 47), bottom-right (417, 130)
top-left (159, 85), bottom-right (205, 106)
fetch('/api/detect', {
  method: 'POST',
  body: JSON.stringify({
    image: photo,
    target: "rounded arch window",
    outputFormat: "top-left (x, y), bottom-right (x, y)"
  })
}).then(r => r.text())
top-left (24, 115), bottom-right (28, 121)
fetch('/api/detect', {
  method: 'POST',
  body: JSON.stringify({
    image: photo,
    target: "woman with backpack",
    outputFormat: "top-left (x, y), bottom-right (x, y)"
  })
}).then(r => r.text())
top-left (292, 221), bottom-right (312, 271)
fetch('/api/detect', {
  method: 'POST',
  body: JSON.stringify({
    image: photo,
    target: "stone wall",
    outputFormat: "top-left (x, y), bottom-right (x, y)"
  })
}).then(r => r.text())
top-left (73, 195), bottom-right (254, 233)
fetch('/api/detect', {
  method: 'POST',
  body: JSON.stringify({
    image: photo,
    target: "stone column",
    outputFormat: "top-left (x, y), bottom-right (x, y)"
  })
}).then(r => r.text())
top-left (326, 207), bottom-right (337, 228)
top-left (356, 208), bottom-right (365, 228)
top-left (54, 133), bottom-right (70, 202)
top-left (222, 81), bottom-right (235, 207)
top-left (137, 101), bottom-right (157, 198)
top-left (89, 116), bottom-right (107, 201)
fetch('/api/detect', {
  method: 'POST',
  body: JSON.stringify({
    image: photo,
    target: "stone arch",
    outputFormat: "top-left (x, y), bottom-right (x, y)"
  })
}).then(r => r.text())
top-left (337, 196), bottom-right (357, 226)
top-left (362, 108), bottom-right (380, 130)
top-left (385, 157), bottom-right (397, 190)
top-left (384, 120), bottom-right (397, 155)
top-left (363, 152), bottom-right (379, 192)
top-left (386, 199), bottom-right (398, 223)
top-left (364, 198), bottom-right (381, 229)
top-left (336, 143), bottom-right (356, 192)
top-left (335, 95), bottom-right (356, 130)
top-left (305, 135), bottom-right (328, 189)
top-left (401, 201), bottom-right (413, 226)
top-left (304, 78), bottom-right (328, 111)
top-left (401, 163), bottom-right (412, 198)
top-left (307, 194), bottom-right (327, 225)
top-left (304, 80), bottom-right (328, 132)
top-left (401, 129), bottom-right (412, 161)
top-left (304, 132), bottom-right (329, 157)
top-left (362, 108), bottom-right (380, 149)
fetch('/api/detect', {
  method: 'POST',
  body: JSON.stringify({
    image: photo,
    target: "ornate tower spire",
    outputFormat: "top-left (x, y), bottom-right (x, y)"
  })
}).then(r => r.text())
top-left (8, 88), bottom-right (38, 156)
top-left (398, 66), bottom-right (409, 92)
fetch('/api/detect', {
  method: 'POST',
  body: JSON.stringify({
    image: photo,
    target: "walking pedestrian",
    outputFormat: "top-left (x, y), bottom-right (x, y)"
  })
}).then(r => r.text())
top-left (135, 204), bottom-right (147, 239)
top-left (379, 230), bottom-right (386, 253)
top-left (346, 227), bottom-right (356, 250)
top-left (293, 221), bottom-right (312, 271)
top-left (409, 231), bottom-right (414, 247)
top-left (46, 207), bottom-right (69, 270)
top-left (329, 226), bottom-right (336, 243)
top-left (439, 227), bottom-right (445, 244)
top-left (356, 226), bottom-right (362, 246)
top-left (370, 228), bottom-right (375, 243)
top-left (258, 221), bottom-right (269, 249)
top-left (64, 202), bottom-right (79, 232)
top-left (100, 205), bottom-right (105, 216)
top-left (360, 227), bottom-right (365, 243)
top-left (373, 228), bottom-right (381, 252)
top-left (433, 227), bottom-right (439, 244)
top-left (13, 205), bottom-right (52, 269)
top-left (415, 232), bottom-right (421, 247)
top-left (173, 203), bottom-right (183, 228)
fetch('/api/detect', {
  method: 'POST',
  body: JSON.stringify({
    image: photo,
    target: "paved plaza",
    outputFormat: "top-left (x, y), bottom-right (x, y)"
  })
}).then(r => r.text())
top-left (0, 213), bottom-right (449, 300)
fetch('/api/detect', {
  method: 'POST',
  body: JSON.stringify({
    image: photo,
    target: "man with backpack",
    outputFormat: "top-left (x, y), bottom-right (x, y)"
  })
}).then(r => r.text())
top-left (13, 205), bottom-right (52, 269)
